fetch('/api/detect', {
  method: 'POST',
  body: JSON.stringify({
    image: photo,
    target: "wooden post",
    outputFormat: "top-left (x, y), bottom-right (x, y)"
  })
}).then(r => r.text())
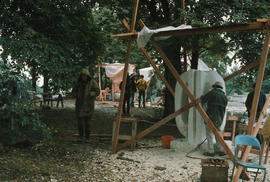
top-left (112, 0), bottom-right (140, 154)
top-left (181, 0), bottom-right (188, 71)
top-left (122, 19), bottom-right (175, 96)
top-left (98, 65), bottom-right (101, 90)
top-left (232, 28), bottom-right (270, 182)
top-left (224, 56), bottom-right (265, 81)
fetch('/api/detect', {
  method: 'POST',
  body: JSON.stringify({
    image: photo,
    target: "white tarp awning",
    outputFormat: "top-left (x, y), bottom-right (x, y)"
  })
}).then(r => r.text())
top-left (137, 25), bottom-right (192, 48)
top-left (102, 63), bottom-right (136, 84)
top-left (139, 67), bottom-right (154, 82)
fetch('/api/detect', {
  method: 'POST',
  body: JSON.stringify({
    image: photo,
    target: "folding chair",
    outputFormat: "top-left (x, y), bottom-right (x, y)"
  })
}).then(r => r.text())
top-left (230, 135), bottom-right (266, 182)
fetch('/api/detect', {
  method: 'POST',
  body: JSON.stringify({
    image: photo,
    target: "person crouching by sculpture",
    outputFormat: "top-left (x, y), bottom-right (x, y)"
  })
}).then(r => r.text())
top-left (200, 81), bottom-right (228, 157)
top-left (72, 68), bottom-right (100, 143)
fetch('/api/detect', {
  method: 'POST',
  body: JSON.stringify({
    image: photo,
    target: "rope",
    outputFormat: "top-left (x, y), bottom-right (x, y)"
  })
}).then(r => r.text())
top-left (185, 138), bottom-right (207, 160)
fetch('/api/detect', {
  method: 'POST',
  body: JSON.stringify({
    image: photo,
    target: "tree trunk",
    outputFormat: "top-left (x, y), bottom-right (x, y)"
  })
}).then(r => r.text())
top-left (160, 38), bottom-right (182, 120)
top-left (43, 72), bottom-right (49, 93)
top-left (30, 66), bottom-right (37, 91)
top-left (191, 36), bottom-right (199, 69)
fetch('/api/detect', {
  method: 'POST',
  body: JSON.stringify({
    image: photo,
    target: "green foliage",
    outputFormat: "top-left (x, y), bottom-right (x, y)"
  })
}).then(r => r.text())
top-left (92, 4), bottom-right (148, 70)
top-left (0, 0), bottom-right (104, 91)
top-left (0, 61), bottom-right (51, 145)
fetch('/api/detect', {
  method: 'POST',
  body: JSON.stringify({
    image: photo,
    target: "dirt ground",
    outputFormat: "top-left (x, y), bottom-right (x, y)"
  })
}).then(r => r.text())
top-left (0, 100), bottom-right (184, 182)
top-left (0, 99), bottom-right (269, 182)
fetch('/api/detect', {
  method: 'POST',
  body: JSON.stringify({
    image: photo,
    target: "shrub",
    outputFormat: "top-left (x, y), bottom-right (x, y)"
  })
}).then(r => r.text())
top-left (0, 61), bottom-right (51, 145)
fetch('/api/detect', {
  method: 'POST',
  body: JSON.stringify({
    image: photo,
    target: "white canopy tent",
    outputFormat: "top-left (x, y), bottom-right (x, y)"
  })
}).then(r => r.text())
top-left (99, 63), bottom-right (136, 101)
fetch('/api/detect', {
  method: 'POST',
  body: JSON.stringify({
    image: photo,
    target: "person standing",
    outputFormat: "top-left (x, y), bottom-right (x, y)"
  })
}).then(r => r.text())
top-left (136, 75), bottom-right (147, 108)
top-left (245, 84), bottom-right (266, 120)
top-left (72, 68), bottom-right (100, 143)
top-left (130, 74), bottom-right (137, 107)
top-left (245, 83), bottom-right (266, 144)
top-left (200, 81), bottom-right (228, 156)
top-left (119, 75), bottom-right (131, 115)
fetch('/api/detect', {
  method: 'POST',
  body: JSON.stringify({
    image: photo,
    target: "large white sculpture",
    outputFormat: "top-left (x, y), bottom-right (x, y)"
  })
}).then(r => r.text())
top-left (175, 70), bottom-right (227, 146)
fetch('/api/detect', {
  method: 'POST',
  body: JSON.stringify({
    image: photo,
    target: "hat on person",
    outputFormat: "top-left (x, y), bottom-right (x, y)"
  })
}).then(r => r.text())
top-left (212, 81), bottom-right (223, 89)
top-left (80, 68), bottom-right (90, 77)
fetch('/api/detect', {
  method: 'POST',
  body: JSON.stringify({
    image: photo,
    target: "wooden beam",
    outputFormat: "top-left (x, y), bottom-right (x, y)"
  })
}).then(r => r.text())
top-left (233, 29), bottom-right (270, 182)
top-left (253, 94), bottom-right (270, 139)
top-left (140, 48), bottom-right (175, 96)
top-left (257, 18), bottom-right (268, 22)
top-left (112, 22), bottom-right (267, 40)
top-left (112, 0), bottom-right (140, 154)
top-left (98, 65), bottom-right (101, 90)
top-left (181, 0), bottom-right (188, 71)
top-left (117, 99), bottom-right (199, 151)
top-left (122, 18), bottom-right (175, 96)
top-left (153, 22), bottom-right (266, 38)
top-left (247, 31), bottom-right (270, 135)
top-left (97, 63), bottom-right (136, 67)
top-left (122, 19), bottom-right (131, 30)
top-left (112, 40), bottom-right (132, 154)
top-left (111, 32), bottom-right (138, 39)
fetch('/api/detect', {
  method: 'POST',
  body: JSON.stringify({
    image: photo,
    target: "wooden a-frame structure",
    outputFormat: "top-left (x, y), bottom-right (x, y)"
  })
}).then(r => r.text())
top-left (111, 0), bottom-right (270, 181)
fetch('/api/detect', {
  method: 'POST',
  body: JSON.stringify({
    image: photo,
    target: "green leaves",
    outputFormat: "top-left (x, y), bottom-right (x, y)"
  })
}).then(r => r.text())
top-left (0, 0), bottom-right (104, 92)
top-left (0, 61), bottom-right (51, 144)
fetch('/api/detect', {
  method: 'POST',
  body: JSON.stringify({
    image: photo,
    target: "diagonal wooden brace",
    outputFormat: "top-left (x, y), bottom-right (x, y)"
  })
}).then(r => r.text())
top-left (122, 19), bottom-right (174, 96)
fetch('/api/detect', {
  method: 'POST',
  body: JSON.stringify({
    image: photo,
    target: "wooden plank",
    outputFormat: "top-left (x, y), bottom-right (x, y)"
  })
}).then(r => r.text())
top-left (247, 33), bottom-right (270, 135)
top-left (112, 22), bottom-right (266, 40)
top-left (98, 65), bottom-right (101, 90)
top-left (122, 19), bottom-right (131, 30)
top-left (224, 54), bottom-right (270, 82)
top-left (112, 40), bottom-right (132, 153)
top-left (253, 94), bottom-right (270, 135)
top-left (140, 48), bottom-right (175, 96)
top-left (257, 18), bottom-right (268, 22)
top-left (122, 18), bottom-right (175, 96)
top-left (232, 29), bottom-right (270, 182)
top-left (153, 22), bottom-right (265, 38)
top-left (181, 0), bottom-right (188, 71)
top-left (265, 145), bottom-right (269, 164)
top-left (117, 99), bottom-right (199, 151)
top-left (97, 63), bottom-right (136, 67)
top-left (112, 0), bottom-right (140, 154)
top-left (111, 32), bottom-right (138, 39)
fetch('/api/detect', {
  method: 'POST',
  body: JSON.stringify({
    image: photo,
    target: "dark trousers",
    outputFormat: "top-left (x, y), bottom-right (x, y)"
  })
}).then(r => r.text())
top-left (78, 117), bottom-right (91, 139)
top-left (130, 92), bottom-right (135, 107)
top-left (138, 90), bottom-right (145, 108)
top-left (123, 94), bottom-right (130, 114)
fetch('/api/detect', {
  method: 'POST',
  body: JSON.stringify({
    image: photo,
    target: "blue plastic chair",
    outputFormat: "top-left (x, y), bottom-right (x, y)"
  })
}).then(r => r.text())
top-left (230, 135), bottom-right (266, 182)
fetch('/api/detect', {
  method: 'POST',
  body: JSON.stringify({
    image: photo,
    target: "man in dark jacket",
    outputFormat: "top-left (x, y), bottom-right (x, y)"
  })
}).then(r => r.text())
top-left (245, 83), bottom-right (266, 144)
top-left (72, 68), bottom-right (100, 143)
top-left (130, 73), bottom-right (137, 107)
top-left (245, 84), bottom-right (266, 120)
top-left (119, 75), bottom-right (131, 115)
top-left (201, 81), bottom-right (228, 156)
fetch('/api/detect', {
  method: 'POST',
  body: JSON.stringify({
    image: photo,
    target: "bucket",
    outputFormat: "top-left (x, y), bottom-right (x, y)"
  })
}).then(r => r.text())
top-left (161, 135), bottom-right (174, 148)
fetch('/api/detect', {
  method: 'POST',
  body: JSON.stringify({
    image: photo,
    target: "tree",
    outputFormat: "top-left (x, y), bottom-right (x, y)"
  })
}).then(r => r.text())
top-left (0, 0), bottom-right (104, 92)
top-left (0, 59), bottom-right (51, 144)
